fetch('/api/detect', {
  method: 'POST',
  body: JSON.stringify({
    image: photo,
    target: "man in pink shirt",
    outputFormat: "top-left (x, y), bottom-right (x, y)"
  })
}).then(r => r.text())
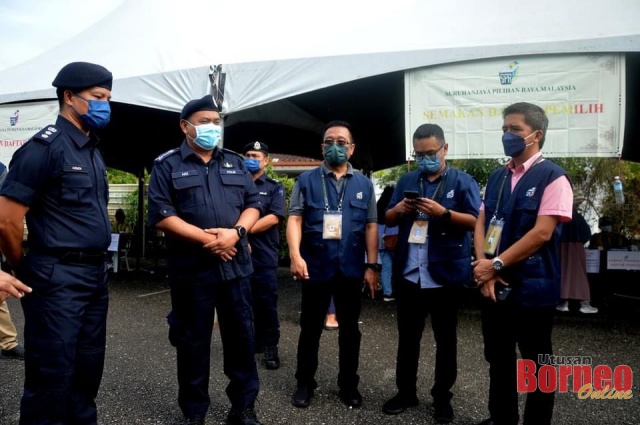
top-left (471, 102), bottom-right (572, 425)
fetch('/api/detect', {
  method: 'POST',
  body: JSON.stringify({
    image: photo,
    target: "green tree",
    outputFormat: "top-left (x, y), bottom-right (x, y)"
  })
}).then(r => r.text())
top-left (265, 164), bottom-right (296, 263)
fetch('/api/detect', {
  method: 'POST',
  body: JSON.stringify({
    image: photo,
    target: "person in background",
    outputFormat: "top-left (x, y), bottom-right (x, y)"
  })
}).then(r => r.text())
top-left (0, 162), bottom-right (32, 301)
top-left (383, 123), bottom-right (480, 423)
top-left (587, 216), bottom-right (630, 312)
top-left (377, 185), bottom-right (398, 302)
top-left (147, 95), bottom-right (262, 425)
top-left (0, 61), bottom-right (114, 424)
top-left (324, 297), bottom-right (339, 330)
top-left (287, 120), bottom-right (378, 409)
top-left (557, 195), bottom-right (597, 314)
top-left (472, 102), bottom-right (573, 425)
top-left (0, 300), bottom-right (25, 360)
top-left (112, 208), bottom-right (132, 234)
top-left (243, 141), bottom-right (286, 370)
top-left (588, 216), bottom-right (629, 252)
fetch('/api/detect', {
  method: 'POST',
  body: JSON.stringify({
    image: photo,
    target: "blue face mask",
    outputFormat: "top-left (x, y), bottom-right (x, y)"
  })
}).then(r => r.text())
top-left (502, 131), bottom-right (536, 158)
top-left (417, 155), bottom-right (441, 175)
top-left (244, 158), bottom-right (261, 174)
top-left (74, 94), bottom-right (111, 129)
top-left (323, 144), bottom-right (349, 166)
top-left (186, 121), bottom-right (222, 151)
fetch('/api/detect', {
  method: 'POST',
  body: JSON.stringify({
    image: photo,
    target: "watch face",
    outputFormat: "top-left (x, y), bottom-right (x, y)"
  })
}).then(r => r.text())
top-left (236, 226), bottom-right (247, 238)
top-left (493, 259), bottom-right (504, 271)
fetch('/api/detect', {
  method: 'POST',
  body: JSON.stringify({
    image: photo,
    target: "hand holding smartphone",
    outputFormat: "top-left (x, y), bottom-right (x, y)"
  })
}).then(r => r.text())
top-left (404, 190), bottom-right (420, 200)
top-left (495, 282), bottom-right (511, 301)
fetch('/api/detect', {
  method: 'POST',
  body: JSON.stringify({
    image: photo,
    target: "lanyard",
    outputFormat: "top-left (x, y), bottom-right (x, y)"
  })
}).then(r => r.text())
top-left (321, 172), bottom-right (348, 212)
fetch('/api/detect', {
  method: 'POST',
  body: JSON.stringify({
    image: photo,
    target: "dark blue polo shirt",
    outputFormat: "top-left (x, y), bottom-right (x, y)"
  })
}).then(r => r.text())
top-left (248, 173), bottom-right (286, 269)
top-left (147, 142), bottom-right (261, 278)
top-left (0, 116), bottom-right (111, 251)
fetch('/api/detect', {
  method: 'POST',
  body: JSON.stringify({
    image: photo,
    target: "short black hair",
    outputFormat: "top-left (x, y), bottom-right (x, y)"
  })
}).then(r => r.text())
top-left (502, 102), bottom-right (549, 148)
top-left (324, 120), bottom-right (354, 142)
top-left (412, 123), bottom-right (445, 145)
top-left (413, 124), bottom-right (445, 143)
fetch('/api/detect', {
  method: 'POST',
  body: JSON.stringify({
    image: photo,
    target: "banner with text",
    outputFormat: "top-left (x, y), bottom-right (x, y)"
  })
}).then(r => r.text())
top-left (405, 54), bottom-right (625, 160)
top-left (0, 101), bottom-right (58, 166)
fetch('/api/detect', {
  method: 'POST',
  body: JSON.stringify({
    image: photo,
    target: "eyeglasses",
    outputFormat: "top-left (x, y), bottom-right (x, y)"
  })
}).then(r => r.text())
top-left (323, 139), bottom-right (352, 147)
top-left (412, 144), bottom-right (445, 161)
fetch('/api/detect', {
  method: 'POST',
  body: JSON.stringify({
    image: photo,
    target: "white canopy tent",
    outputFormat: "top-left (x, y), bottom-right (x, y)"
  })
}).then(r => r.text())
top-left (1, 0), bottom-right (640, 174)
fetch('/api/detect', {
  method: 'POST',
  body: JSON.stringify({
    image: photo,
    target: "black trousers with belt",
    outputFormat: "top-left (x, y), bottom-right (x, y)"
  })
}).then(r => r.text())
top-left (481, 299), bottom-right (556, 425)
top-left (294, 273), bottom-right (362, 391)
top-left (19, 252), bottom-right (109, 425)
top-left (394, 279), bottom-right (459, 403)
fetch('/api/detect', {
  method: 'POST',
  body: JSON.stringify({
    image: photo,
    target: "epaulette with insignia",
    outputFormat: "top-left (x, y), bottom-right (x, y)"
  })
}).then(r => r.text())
top-left (266, 176), bottom-right (280, 183)
top-left (222, 147), bottom-right (243, 158)
top-left (32, 125), bottom-right (61, 144)
top-left (154, 148), bottom-right (180, 163)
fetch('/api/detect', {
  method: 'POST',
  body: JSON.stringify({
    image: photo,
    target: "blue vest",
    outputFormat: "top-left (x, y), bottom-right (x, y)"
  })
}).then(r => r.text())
top-left (483, 160), bottom-right (566, 307)
top-left (297, 167), bottom-right (373, 280)
top-left (392, 167), bottom-right (479, 286)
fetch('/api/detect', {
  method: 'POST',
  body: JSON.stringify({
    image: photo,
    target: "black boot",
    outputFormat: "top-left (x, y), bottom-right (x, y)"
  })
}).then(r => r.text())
top-left (263, 345), bottom-right (280, 370)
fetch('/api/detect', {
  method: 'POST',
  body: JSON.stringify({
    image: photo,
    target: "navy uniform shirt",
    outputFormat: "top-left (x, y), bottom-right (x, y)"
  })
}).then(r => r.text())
top-left (147, 141), bottom-right (261, 278)
top-left (248, 173), bottom-right (286, 269)
top-left (0, 116), bottom-right (111, 251)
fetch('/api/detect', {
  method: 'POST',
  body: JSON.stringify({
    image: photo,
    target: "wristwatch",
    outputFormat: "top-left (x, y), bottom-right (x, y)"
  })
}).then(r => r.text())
top-left (492, 257), bottom-right (504, 272)
top-left (441, 208), bottom-right (452, 221)
top-left (234, 225), bottom-right (247, 239)
top-left (365, 263), bottom-right (381, 272)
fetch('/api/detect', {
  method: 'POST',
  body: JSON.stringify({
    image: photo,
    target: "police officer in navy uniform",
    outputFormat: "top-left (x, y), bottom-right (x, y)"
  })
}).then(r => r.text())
top-left (242, 141), bottom-right (286, 370)
top-left (287, 120), bottom-right (379, 409)
top-left (0, 62), bottom-right (113, 424)
top-left (147, 95), bottom-right (263, 425)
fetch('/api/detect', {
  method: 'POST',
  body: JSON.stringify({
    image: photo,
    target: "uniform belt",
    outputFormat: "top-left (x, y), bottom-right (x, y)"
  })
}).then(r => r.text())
top-left (34, 248), bottom-right (108, 264)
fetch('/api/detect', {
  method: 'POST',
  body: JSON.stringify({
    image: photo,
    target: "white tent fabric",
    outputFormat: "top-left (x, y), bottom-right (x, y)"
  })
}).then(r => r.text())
top-left (1, 0), bottom-right (639, 114)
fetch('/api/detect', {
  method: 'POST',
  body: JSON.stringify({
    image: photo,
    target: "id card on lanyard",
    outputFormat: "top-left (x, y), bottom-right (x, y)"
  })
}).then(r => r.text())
top-left (408, 176), bottom-right (445, 244)
top-left (320, 172), bottom-right (346, 240)
top-left (323, 212), bottom-right (342, 239)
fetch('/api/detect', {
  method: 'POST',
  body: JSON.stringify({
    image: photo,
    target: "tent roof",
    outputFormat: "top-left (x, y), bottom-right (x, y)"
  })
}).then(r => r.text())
top-left (1, 0), bottom-right (640, 173)
top-left (2, 0), bottom-right (639, 112)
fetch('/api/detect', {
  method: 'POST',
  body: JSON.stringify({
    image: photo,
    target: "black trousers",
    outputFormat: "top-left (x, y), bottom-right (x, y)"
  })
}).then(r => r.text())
top-left (481, 299), bottom-right (556, 425)
top-left (250, 266), bottom-right (280, 348)
top-left (19, 254), bottom-right (109, 425)
top-left (168, 275), bottom-right (258, 419)
top-left (395, 279), bottom-right (459, 402)
top-left (294, 273), bottom-right (362, 391)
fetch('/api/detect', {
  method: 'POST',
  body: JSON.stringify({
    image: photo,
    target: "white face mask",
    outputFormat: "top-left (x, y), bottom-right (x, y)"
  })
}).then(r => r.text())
top-left (186, 121), bottom-right (222, 151)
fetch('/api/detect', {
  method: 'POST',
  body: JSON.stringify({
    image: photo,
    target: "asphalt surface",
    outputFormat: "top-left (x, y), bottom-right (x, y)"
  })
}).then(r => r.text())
top-left (1, 267), bottom-right (639, 425)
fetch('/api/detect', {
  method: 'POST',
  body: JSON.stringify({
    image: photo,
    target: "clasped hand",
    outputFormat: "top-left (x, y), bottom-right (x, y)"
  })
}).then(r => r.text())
top-left (202, 228), bottom-right (238, 262)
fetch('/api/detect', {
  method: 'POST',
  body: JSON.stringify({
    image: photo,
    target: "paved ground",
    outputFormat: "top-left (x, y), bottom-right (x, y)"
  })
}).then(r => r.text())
top-left (1, 268), bottom-right (639, 424)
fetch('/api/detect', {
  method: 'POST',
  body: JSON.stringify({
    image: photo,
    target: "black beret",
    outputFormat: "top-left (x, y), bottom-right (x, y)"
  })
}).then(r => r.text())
top-left (180, 95), bottom-right (219, 120)
top-left (243, 141), bottom-right (269, 155)
top-left (52, 62), bottom-right (113, 91)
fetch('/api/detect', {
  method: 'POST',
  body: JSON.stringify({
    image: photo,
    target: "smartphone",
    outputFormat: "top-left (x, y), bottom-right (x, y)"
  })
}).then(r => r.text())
top-left (404, 190), bottom-right (420, 200)
top-left (495, 282), bottom-right (512, 301)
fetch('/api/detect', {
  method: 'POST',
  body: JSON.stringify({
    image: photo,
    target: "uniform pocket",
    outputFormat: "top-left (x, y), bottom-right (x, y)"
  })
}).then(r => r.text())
top-left (172, 171), bottom-right (205, 209)
top-left (61, 165), bottom-right (93, 206)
